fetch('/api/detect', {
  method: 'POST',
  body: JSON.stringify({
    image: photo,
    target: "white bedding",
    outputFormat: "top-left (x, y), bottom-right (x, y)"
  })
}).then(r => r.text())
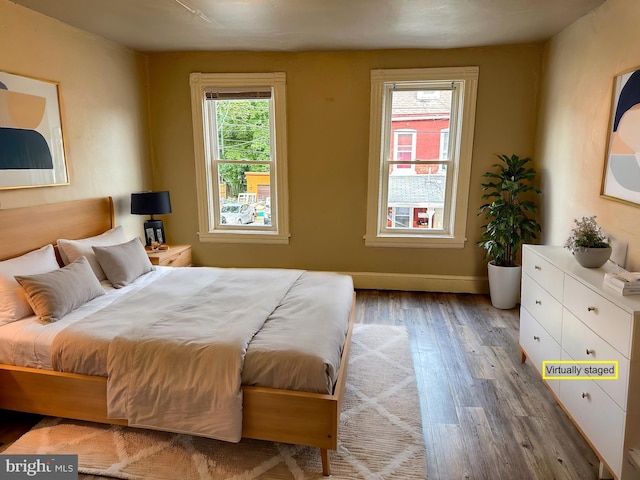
top-left (0, 265), bottom-right (354, 443)
top-left (0, 267), bottom-right (172, 369)
top-left (98, 267), bottom-right (304, 442)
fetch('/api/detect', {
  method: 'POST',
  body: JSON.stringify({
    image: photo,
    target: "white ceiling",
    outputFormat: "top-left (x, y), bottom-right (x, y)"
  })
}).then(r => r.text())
top-left (11, 0), bottom-right (606, 52)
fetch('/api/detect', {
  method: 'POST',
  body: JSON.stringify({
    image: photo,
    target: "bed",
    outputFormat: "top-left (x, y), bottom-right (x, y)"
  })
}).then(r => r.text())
top-left (0, 197), bottom-right (355, 476)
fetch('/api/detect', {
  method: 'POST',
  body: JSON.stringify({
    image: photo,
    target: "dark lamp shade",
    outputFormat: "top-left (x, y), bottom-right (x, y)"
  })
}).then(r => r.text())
top-left (131, 191), bottom-right (172, 215)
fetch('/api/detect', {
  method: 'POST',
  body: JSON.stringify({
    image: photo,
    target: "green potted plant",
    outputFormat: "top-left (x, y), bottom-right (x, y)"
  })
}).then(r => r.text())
top-left (564, 216), bottom-right (611, 268)
top-left (478, 154), bottom-right (541, 309)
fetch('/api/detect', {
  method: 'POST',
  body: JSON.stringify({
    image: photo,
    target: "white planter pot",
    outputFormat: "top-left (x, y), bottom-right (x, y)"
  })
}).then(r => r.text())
top-left (487, 261), bottom-right (522, 309)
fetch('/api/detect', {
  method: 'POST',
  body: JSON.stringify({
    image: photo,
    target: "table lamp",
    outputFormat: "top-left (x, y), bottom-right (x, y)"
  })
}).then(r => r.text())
top-left (131, 191), bottom-right (172, 246)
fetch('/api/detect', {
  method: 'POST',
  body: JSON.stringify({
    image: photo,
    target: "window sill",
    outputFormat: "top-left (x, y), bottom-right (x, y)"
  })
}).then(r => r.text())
top-left (364, 234), bottom-right (465, 249)
top-left (198, 231), bottom-right (290, 245)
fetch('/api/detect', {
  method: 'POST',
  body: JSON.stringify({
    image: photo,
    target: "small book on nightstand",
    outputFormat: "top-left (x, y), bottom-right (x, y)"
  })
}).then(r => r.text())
top-left (603, 271), bottom-right (640, 295)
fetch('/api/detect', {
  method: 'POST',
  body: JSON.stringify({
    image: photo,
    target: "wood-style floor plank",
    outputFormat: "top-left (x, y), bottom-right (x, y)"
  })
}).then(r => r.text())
top-left (354, 290), bottom-right (600, 480)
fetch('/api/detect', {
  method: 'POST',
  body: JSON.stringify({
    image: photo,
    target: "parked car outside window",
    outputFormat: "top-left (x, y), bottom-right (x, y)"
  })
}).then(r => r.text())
top-left (220, 203), bottom-right (256, 224)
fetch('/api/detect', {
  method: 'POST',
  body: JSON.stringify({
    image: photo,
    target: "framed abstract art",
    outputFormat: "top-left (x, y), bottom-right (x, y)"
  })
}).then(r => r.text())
top-left (601, 67), bottom-right (640, 206)
top-left (0, 71), bottom-right (69, 190)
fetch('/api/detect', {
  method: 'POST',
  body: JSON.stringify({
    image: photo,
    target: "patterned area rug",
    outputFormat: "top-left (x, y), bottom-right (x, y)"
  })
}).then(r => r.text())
top-left (5, 324), bottom-right (427, 479)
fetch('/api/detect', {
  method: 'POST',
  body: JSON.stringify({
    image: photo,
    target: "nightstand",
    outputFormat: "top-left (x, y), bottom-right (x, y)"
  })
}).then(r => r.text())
top-left (146, 245), bottom-right (192, 267)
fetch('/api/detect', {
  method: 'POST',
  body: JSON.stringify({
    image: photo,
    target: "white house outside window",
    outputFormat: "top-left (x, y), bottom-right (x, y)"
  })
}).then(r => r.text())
top-left (189, 72), bottom-right (290, 244)
top-left (364, 67), bottom-right (479, 248)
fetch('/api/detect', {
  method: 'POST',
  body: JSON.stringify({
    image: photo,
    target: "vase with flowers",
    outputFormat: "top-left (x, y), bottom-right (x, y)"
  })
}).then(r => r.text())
top-left (564, 216), bottom-right (611, 268)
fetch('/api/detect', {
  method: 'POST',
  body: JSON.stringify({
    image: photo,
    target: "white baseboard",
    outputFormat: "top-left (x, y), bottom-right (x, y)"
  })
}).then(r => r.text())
top-left (341, 271), bottom-right (489, 294)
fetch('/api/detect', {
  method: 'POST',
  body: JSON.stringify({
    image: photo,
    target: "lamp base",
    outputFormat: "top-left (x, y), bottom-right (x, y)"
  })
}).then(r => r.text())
top-left (143, 219), bottom-right (166, 246)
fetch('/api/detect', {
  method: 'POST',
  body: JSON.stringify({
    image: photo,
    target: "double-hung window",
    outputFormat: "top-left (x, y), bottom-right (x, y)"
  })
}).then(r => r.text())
top-left (190, 72), bottom-right (290, 244)
top-left (365, 67), bottom-right (479, 248)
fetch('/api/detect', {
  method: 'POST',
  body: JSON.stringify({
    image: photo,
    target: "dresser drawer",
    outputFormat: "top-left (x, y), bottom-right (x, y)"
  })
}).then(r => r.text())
top-left (563, 276), bottom-right (631, 357)
top-left (522, 247), bottom-right (564, 301)
top-left (521, 273), bottom-right (563, 341)
top-left (558, 361), bottom-right (625, 478)
top-left (562, 309), bottom-right (629, 410)
top-left (520, 308), bottom-right (561, 394)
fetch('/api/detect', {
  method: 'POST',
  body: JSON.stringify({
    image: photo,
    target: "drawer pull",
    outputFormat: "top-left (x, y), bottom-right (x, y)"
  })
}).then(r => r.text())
top-left (535, 300), bottom-right (542, 305)
top-left (581, 392), bottom-right (589, 399)
top-left (534, 265), bottom-right (541, 270)
top-left (587, 306), bottom-right (596, 312)
top-left (586, 348), bottom-right (594, 355)
top-left (533, 335), bottom-right (540, 341)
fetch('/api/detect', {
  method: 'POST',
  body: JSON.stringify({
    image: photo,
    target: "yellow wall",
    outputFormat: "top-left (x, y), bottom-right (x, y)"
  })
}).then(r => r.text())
top-left (0, 0), bottom-right (150, 235)
top-left (0, 0), bottom-right (550, 287)
top-left (147, 47), bottom-right (543, 281)
top-left (536, 0), bottom-right (640, 269)
top-left (6, 0), bottom-right (635, 289)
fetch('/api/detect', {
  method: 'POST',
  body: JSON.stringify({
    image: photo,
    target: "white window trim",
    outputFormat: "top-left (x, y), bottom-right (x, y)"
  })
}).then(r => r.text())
top-left (364, 66), bottom-right (479, 248)
top-left (190, 72), bottom-right (290, 244)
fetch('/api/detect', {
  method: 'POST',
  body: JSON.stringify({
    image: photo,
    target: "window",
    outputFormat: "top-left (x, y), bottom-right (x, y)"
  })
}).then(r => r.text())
top-left (393, 129), bottom-right (416, 173)
top-left (365, 67), bottom-right (479, 248)
top-left (190, 72), bottom-right (289, 244)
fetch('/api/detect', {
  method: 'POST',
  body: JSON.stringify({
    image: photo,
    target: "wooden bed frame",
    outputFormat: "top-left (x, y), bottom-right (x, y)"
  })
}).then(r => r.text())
top-left (0, 197), bottom-right (355, 476)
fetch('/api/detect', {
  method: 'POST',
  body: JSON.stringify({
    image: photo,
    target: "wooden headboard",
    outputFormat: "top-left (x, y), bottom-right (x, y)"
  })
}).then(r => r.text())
top-left (0, 197), bottom-right (114, 262)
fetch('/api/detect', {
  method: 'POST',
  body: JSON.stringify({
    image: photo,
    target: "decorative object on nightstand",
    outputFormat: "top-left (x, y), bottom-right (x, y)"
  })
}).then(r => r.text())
top-left (564, 216), bottom-right (611, 268)
top-left (146, 245), bottom-right (191, 267)
top-left (131, 191), bottom-right (172, 247)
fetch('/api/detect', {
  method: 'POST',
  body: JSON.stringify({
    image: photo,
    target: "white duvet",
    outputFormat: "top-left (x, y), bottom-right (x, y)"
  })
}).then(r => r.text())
top-left (54, 268), bottom-right (305, 442)
top-left (2, 266), bottom-right (354, 444)
top-left (0, 268), bottom-right (170, 370)
top-left (0, 267), bottom-right (353, 442)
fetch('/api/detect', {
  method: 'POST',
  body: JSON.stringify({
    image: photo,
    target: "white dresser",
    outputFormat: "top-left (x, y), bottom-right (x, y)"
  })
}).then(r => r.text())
top-left (520, 245), bottom-right (640, 480)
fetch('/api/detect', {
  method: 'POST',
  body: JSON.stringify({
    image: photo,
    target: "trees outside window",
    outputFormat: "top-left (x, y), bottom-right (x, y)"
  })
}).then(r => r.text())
top-left (190, 72), bottom-right (290, 244)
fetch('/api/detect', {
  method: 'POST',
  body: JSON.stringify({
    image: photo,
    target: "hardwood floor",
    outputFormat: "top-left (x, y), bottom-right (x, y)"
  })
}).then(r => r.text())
top-left (1, 290), bottom-right (601, 479)
top-left (355, 290), bottom-right (600, 480)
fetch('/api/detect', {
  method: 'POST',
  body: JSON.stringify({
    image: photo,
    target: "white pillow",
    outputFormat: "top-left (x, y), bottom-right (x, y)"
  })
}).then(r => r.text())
top-left (57, 226), bottom-right (127, 281)
top-left (0, 244), bottom-right (60, 326)
top-left (93, 237), bottom-right (153, 288)
top-left (15, 256), bottom-right (105, 323)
